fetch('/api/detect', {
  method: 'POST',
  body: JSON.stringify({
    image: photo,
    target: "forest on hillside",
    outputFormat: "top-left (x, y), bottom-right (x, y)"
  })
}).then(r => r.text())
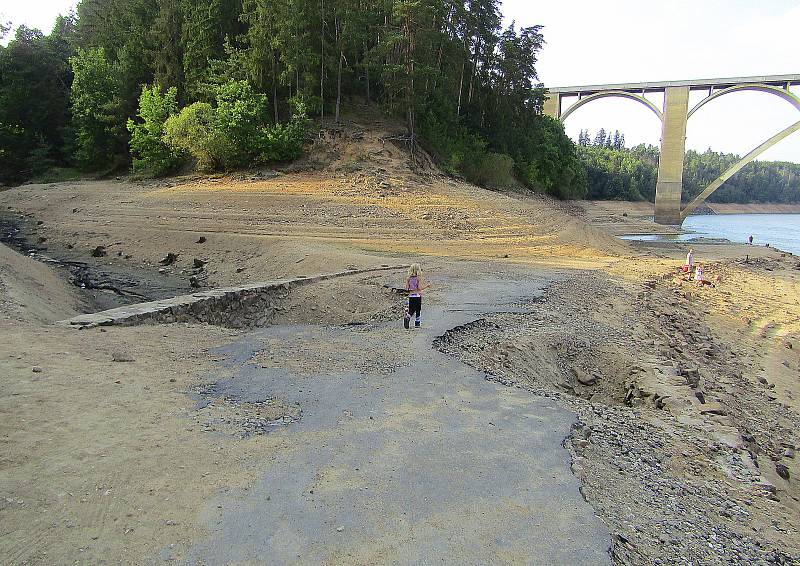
top-left (577, 128), bottom-right (800, 204)
top-left (0, 0), bottom-right (586, 198)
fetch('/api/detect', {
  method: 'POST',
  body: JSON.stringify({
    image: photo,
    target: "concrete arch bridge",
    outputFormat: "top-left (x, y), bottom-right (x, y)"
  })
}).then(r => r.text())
top-left (544, 75), bottom-right (800, 224)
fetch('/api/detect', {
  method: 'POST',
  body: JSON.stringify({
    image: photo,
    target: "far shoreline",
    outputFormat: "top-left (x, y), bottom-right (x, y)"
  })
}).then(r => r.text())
top-left (583, 200), bottom-right (800, 216)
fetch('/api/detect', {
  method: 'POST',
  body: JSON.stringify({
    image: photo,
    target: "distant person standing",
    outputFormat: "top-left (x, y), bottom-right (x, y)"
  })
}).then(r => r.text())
top-left (404, 263), bottom-right (429, 329)
top-left (686, 248), bottom-right (694, 272)
top-left (748, 234), bottom-right (754, 245)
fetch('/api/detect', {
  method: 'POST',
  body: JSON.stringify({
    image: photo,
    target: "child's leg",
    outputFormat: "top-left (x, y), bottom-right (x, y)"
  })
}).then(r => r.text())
top-left (409, 297), bottom-right (421, 326)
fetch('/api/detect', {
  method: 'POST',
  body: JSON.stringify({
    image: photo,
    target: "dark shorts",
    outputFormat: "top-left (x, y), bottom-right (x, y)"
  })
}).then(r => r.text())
top-left (408, 296), bottom-right (422, 318)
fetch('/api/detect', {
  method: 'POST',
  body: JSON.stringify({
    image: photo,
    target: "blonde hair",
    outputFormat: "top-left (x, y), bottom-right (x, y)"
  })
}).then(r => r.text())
top-left (407, 263), bottom-right (421, 278)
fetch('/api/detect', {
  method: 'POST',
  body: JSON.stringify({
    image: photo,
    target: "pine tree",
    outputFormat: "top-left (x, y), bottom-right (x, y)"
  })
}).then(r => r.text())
top-left (593, 128), bottom-right (606, 147)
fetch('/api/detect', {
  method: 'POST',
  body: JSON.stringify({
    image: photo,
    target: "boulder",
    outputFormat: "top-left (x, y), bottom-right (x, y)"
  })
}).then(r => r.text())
top-left (699, 402), bottom-right (727, 416)
top-left (160, 252), bottom-right (179, 266)
top-left (571, 366), bottom-right (597, 386)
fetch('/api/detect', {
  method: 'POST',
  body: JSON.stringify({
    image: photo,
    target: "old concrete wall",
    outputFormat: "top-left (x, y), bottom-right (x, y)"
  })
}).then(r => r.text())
top-left (60, 266), bottom-right (407, 329)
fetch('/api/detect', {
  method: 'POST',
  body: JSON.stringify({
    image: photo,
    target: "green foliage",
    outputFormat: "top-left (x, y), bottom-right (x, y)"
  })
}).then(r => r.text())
top-left (31, 167), bottom-right (82, 184)
top-left (509, 117), bottom-right (587, 199)
top-left (163, 102), bottom-right (229, 171)
top-left (462, 152), bottom-right (516, 190)
top-left (0, 19), bottom-right (75, 183)
top-left (69, 47), bottom-right (125, 169)
top-left (162, 80), bottom-right (309, 170)
top-left (578, 142), bottom-right (657, 201)
top-left (76, 0), bottom-right (159, 124)
top-left (258, 113), bottom-right (310, 163)
top-left (127, 85), bottom-right (185, 176)
top-left (182, 0), bottom-right (243, 99)
top-left (2, 0), bottom-right (613, 194)
top-left (419, 105), bottom-right (488, 178)
top-left (683, 149), bottom-right (800, 204)
top-left (578, 131), bottom-right (800, 204)
top-left (214, 80), bottom-right (270, 166)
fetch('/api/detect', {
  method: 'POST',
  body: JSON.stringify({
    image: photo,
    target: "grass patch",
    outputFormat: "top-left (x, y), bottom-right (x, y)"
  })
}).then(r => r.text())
top-left (31, 167), bottom-right (83, 184)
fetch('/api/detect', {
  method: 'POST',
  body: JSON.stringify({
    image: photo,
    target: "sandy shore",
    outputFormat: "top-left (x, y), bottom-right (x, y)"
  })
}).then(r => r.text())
top-left (1, 123), bottom-right (798, 564)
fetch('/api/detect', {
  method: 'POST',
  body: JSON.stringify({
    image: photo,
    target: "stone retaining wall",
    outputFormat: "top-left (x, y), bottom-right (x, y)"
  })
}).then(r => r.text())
top-left (60, 265), bottom-right (407, 329)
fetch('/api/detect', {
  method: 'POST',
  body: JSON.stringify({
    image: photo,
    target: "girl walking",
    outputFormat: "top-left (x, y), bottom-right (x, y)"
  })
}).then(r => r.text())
top-left (404, 263), bottom-right (429, 329)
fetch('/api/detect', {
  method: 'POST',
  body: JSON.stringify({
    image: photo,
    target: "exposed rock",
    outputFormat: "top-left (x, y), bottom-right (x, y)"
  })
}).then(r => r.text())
top-left (193, 258), bottom-right (207, 269)
top-left (681, 366), bottom-right (701, 388)
top-left (159, 252), bottom-right (179, 266)
top-left (776, 463), bottom-right (790, 480)
top-left (571, 366), bottom-right (597, 386)
top-left (32, 366), bottom-right (42, 373)
top-left (111, 352), bottom-right (135, 363)
top-left (196, 236), bottom-right (207, 244)
top-left (699, 402), bottom-right (727, 416)
top-left (91, 245), bottom-right (107, 257)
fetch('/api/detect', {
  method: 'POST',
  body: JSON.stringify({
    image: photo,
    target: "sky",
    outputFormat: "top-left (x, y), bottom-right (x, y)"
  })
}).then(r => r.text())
top-left (2, 0), bottom-right (799, 163)
top-left (502, 0), bottom-right (800, 162)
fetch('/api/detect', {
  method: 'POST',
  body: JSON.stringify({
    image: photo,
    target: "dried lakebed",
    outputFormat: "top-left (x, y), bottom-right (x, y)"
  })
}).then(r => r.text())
top-left (173, 272), bottom-right (613, 564)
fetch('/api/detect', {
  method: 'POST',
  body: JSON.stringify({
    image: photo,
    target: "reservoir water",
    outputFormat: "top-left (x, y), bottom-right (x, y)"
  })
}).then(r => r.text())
top-left (620, 213), bottom-right (800, 255)
top-left (684, 214), bottom-right (800, 255)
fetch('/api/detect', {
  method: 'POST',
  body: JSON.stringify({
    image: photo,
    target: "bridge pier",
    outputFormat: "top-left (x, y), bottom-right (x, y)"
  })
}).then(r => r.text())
top-left (654, 86), bottom-right (689, 224)
top-left (543, 93), bottom-right (561, 120)
top-left (545, 75), bottom-right (800, 225)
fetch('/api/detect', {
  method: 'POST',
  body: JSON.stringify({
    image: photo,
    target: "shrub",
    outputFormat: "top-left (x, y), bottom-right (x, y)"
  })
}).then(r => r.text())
top-left (26, 138), bottom-right (56, 176)
top-left (461, 152), bottom-right (517, 190)
top-left (257, 113), bottom-right (309, 163)
top-left (127, 85), bottom-right (184, 176)
top-left (214, 80), bottom-right (270, 166)
top-left (162, 79), bottom-right (309, 172)
top-left (163, 102), bottom-right (231, 171)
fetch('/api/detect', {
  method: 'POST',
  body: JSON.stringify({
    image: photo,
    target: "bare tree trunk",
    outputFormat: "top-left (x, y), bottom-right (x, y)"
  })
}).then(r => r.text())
top-left (468, 38), bottom-right (479, 104)
top-left (456, 60), bottom-right (465, 117)
top-left (272, 51), bottom-right (279, 122)
top-left (364, 42), bottom-right (370, 104)
top-left (320, 0), bottom-right (325, 119)
top-left (335, 49), bottom-right (343, 123)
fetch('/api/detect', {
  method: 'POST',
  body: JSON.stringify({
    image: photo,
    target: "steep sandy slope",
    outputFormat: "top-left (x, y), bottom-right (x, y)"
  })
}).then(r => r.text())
top-left (0, 243), bottom-right (82, 323)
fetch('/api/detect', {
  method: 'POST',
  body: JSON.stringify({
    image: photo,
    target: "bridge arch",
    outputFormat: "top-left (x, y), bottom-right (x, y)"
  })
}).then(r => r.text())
top-left (681, 85), bottom-right (800, 219)
top-left (688, 84), bottom-right (800, 119)
top-left (545, 76), bottom-right (800, 224)
top-left (559, 90), bottom-right (663, 123)
top-left (681, 119), bottom-right (800, 219)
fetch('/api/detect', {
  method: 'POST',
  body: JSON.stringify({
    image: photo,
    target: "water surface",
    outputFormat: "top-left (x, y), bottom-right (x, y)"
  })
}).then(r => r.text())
top-left (683, 213), bottom-right (800, 254)
top-left (619, 213), bottom-right (800, 255)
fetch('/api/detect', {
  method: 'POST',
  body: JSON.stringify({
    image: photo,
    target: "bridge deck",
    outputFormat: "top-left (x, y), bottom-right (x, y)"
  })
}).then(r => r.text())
top-left (548, 74), bottom-right (800, 95)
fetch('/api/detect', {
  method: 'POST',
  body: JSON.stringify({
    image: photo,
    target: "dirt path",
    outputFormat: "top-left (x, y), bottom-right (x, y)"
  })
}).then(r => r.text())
top-left (181, 270), bottom-right (611, 564)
